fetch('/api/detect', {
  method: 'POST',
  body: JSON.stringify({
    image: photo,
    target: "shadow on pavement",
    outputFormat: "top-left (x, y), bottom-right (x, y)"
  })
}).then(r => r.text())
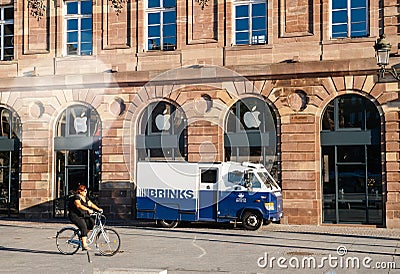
top-left (0, 246), bottom-right (60, 255)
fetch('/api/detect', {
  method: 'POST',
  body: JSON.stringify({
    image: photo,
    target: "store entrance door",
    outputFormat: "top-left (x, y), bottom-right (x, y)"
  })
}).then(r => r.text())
top-left (322, 145), bottom-right (382, 224)
top-left (321, 94), bottom-right (383, 225)
top-left (54, 150), bottom-right (89, 218)
top-left (0, 150), bottom-right (20, 217)
top-left (0, 107), bottom-right (21, 218)
top-left (53, 105), bottom-right (101, 218)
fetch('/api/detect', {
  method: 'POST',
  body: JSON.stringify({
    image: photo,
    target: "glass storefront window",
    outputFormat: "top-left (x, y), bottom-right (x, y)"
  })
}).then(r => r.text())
top-left (54, 105), bottom-right (101, 218)
top-left (337, 145), bottom-right (365, 163)
top-left (321, 94), bottom-right (382, 225)
top-left (322, 94), bottom-right (379, 132)
top-left (0, 107), bottom-right (21, 217)
top-left (56, 105), bottom-right (101, 138)
top-left (137, 101), bottom-right (187, 161)
top-left (224, 97), bottom-right (277, 171)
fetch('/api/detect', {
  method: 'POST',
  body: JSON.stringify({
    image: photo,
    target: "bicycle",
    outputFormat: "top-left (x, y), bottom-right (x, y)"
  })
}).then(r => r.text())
top-left (56, 211), bottom-right (121, 256)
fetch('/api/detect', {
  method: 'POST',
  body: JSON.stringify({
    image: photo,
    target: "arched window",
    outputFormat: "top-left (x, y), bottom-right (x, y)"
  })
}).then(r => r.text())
top-left (0, 107), bottom-right (21, 217)
top-left (137, 101), bottom-right (187, 161)
top-left (54, 105), bottom-right (101, 218)
top-left (56, 105), bottom-right (101, 137)
top-left (224, 97), bottom-right (276, 169)
top-left (321, 94), bottom-right (382, 225)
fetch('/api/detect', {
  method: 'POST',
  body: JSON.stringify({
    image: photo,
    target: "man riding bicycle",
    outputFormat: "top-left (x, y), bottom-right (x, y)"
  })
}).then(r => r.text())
top-left (68, 185), bottom-right (102, 251)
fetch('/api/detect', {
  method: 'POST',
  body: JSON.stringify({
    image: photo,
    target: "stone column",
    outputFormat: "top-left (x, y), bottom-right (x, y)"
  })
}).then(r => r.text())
top-left (385, 111), bottom-right (400, 228)
top-left (20, 122), bottom-right (52, 218)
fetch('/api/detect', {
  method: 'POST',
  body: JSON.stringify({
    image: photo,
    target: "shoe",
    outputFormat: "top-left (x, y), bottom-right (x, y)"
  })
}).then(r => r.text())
top-left (82, 246), bottom-right (92, 251)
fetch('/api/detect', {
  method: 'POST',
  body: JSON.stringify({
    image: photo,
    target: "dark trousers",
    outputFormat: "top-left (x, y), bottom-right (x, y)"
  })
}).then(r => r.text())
top-left (69, 213), bottom-right (95, 237)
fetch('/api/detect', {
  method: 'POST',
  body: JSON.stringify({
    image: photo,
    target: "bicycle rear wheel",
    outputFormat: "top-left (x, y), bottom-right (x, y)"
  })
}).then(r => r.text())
top-left (96, 228), bottom-right (120, 256)
top-left (56, 227), bottom-right (81, 255)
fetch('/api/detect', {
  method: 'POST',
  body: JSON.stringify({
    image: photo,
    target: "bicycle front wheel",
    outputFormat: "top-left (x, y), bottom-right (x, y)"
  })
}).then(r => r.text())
top-left (56, 227), bottom-right (80, 255)
top-left (95, 228), bottom-right (121, 256)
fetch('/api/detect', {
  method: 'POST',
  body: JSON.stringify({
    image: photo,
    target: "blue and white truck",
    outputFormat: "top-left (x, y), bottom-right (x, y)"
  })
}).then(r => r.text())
top-left (136, 161), bottom-right (283, 230)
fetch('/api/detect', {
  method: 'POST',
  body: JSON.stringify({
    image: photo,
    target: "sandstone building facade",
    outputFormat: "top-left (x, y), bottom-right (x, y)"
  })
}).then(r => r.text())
top-left (0, 0), bottom-right (399, 228)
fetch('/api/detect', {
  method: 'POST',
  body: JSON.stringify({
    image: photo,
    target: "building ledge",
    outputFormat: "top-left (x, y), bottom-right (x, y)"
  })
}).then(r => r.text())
top-left (227, 58), bottom-right (378, 80)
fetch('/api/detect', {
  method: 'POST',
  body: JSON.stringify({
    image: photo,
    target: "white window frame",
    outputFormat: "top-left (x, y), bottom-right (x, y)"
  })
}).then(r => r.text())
top-left (330, 0), bottom-right (368, 39)
top-left (232, 0), bottom-right (267, 46)
top-left (0, 6), bottom-right (13, 61)
top-left (145, 0), bottom-right (176, 51)
top-left (63, 0), bottom-right (92, 56)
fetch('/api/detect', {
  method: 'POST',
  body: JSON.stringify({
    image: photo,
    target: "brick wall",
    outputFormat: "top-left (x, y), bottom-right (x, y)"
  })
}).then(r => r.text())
top-left (280, 115), bottom-right (319, 225)
top-left (385, 111), bottom-right (400, 228)
top-left (1, 0), bottom-right (400, 226)
top-left (0, 0), bottom-right (393, 78)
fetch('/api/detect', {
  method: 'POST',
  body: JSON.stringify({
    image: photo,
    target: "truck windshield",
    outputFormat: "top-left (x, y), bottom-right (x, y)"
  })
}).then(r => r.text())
top-left (228, 171), bottom-right (262, 189)
top-left (228, 170), bottom-right (244, 184)
top-left (248, 173), bottom-right (262, 188)
top-left (258, 172), bottom-right (279, 189)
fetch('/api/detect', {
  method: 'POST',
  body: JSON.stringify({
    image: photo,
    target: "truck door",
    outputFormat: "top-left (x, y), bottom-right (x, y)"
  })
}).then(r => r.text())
top-left (199, 168), bottom-right (218, 220)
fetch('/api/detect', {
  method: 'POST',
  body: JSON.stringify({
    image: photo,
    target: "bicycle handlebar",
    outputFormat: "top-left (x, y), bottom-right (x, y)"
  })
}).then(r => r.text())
top-left (90, 211), bottom-right (103, 216)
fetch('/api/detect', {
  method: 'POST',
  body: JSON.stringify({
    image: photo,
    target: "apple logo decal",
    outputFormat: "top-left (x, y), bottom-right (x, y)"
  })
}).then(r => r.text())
top-left (74, 111), bottom-right (88, 133)
top-left (243, 106), bottom-right (261, 128)
top-left (155, 109), bottom-right (171, 131)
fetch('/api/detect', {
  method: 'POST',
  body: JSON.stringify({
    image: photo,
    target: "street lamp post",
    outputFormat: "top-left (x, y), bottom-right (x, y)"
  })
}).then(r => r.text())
top-left (374, 34), bottom-right (400, 80)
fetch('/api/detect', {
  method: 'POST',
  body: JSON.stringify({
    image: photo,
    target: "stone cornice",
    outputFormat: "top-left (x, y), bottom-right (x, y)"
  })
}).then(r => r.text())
top-left (0, 58), bottom-right (384, 91)
top-left (227, 58), bottom-right (379, 80)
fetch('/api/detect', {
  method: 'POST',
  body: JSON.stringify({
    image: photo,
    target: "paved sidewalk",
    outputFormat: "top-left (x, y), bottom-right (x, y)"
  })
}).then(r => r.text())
top-left (264, 223), bottom-right (400, 238)
top-left (0, 218), bottom-right (400, 273)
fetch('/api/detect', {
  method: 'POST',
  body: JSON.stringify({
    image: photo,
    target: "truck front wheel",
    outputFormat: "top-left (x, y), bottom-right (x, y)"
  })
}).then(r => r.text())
top-left (242, 211), bottom-right (262, 230)
top-left (159, 220), bottom-right (180, 228)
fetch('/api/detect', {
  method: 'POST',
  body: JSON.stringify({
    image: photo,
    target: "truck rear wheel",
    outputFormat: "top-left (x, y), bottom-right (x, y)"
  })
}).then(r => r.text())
top-left (242, 211), bottom-right (262, 230)
top-left (159, 220), bottom-right (179, 228)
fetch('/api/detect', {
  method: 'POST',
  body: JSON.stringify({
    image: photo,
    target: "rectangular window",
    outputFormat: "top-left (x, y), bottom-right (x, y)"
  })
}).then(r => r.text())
top-left (0, 6), bottom-right (14, 61)
top-left (331, 0), bottom-right (368, 38)
top-left (233, 0), bottom-right (267, 45)
top-left (64, 0), bottom-right (92, 56)
top-left (146, 0), bottom-right (176, 51)
top-left (201, 169), bottom-right (217, 184)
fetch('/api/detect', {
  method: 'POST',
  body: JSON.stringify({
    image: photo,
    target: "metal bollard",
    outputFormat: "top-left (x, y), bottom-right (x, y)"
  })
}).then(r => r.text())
top-left (86, 251), bottom-right (92, 263)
